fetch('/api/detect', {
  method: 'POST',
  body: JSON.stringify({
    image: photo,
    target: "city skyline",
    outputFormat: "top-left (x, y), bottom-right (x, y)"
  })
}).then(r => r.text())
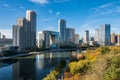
top-left (0, 0), bottom-right (120, 38)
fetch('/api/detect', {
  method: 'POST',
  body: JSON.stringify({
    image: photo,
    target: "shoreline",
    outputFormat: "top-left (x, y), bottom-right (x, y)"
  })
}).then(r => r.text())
top-left (0, 49), bottom-right (79, 60)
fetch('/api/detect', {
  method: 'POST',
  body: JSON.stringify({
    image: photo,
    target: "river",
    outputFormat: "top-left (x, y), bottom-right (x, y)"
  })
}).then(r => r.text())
top-left (0, 51), bottom-right (78, 80)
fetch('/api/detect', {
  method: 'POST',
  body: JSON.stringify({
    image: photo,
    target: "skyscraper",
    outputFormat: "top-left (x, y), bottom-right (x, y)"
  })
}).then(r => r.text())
top-left (26, 10), bottom-right (36, 48)
top-left (75, 34), bottom-right (79, 44)
top-left (95, 29), bottom-right (100, 44)
top-left (84, 30), bottom-right (89, 44)
top-left (111, 33), bottom-right (115, 45)
top-left (65, 28), bottom-right (75, 43)
top-left (100, 24), bottom-right (111, 46)
top-left (117, 34), bottom-right (120, 46)
top-left (58, 19), bottom-right (66, 44)
top-left (13, 18), bottom-right (27, 50)
top-left (13, 10), bottom-right (36, 50)
top-left (0, 32), bottom-right (1, 38)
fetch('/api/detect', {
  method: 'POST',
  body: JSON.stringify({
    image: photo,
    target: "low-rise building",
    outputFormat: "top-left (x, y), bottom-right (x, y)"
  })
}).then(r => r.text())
top-left (38, 31), bottom-right (59, 49)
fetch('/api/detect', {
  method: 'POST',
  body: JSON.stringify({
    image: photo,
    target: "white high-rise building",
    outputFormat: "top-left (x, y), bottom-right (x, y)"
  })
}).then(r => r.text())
top-left (13, 18), bottom-right (27, 50)
top-left (100, 24), bottom-right (111, 46)
top-left (84, 30), bottom-right (89, 44)
top-left (26, 10), bottom-right (36, 48)
top-left (111, 33), bottom-right (115, 45)
top-left (75, 34), bottom-right (79, 44)
top-left (13, 10), bottom-right (36, 50)
top-left (95, 29), bottom-right (100, 44)
top-left (117, 34), bottom-right (120, 46)
top-left (58, 19), bottom-right (66, 44)
top-left (0, 32), bottom-right (1, 39)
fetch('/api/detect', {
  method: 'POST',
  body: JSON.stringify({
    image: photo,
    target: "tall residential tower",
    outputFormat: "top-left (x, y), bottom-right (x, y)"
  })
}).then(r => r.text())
top-left (95, 29), bottom-right (100, 44)
top-left (84, 30), bottom-right (89, 44)
top-left (26, 10), bottom-right (36, 48)
top-left (100, 24), bottom-right (111, 46)
top-left (58, 19), bottom-right (66, 44)
top-left (13, 10), bottom-right (36, 50)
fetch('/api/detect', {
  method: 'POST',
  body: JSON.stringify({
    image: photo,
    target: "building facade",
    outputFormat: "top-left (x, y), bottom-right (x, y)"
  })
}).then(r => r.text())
top-left (100, 24), bottom-right (111, 46)
top-left (38, 31), bottom-right (59, 49)
top-left (117, 34), bottom-right (120, 46)
top-left (75, 34), bottom-right (79, 44)
top-left (26, 10), bottom-right (36, 48)
top-left (111, 33), bottom-right (115, 45)
top-left (58, 19), bottom-right (66, 44)
top-left (65, 28), bottom-right (75, 43)
top-left (13, 10), bottom-right (36, 50)
top-left (84, 30), bottom-right (89, 45)
top-left (95, 29), bottom-right (100, 44)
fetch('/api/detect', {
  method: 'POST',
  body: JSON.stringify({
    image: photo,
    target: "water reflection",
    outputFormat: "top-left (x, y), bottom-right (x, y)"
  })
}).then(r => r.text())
top-left (12, 57), bottom-right (36, 80)
top-left (36, 54), bottom-right (44, 69)
top-left (0, 51), bottom-right (72, 80)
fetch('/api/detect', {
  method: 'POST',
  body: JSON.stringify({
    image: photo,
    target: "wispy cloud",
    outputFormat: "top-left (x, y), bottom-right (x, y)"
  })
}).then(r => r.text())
top-left (48, 9), bottom-right (53, 14)
top-left (30, 0), bottom-right (70, 4)
top-left (92, 1), bottom-right (120, 15)
top-left (30, 0), bottom-right (48, 4)
top-left (19, 6), bottom-right (24, 9)
top-left (53, 0), bottom-right (70, 3)
top-left (56, 12), bottom-right (60, 16)
top-left (99, 2), bottom-right (115, 8)
top-left (41, 18), bottom-right (53, 22)
top-left (3, 3), bottom-right (10, 8)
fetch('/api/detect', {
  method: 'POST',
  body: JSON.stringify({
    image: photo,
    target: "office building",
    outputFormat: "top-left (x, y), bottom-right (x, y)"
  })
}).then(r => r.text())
top-left (58, 19), bottom-right (66, 44)
top-left (95, 29), bottom-right (100, 44)
top-left (38, 31), bottom-right (59, 49)
top-left (117, 34), bottom-right (120, 46)
top-left (65, 28), bottom-right (75, 43)
top-left (0, 37), bottom-right (12, 47)
top-left (0, 32), bottom-right (1, 38)
top-left (84, 30), bottom-right (89, 44)
top-left (13, 18), bottom-right (27, 50)
top-left (100, 24), bottom-right (111, 46)
top-left (13, 10), bottom-right (36, 50)
top-left (111, 33), bottom-right (115, 45)
top-left (115, 35), bottom-right (118, 44)
top-left (90, 37), bottom-right (94, 41)
top-left (75, 34), bottom-right (79, 44)
top-left (26, 10), bottom-right (36, 48)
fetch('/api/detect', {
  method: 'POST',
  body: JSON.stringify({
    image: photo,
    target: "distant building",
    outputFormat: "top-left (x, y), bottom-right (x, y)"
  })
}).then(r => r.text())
top-left (75, 34), bottom-right (79, 44)
top-left (117, 34), bottom-right (120, 46)
top-left (0, 38), bottom-right (12, 47)
top-left (58, 19), bottom-right (66, 44)
top-left (13, 10), bottom-right (36, 50)
top-left (90, 37), bottom-right (94, 41)
top-left (95, 29), bottom-right (100, 44)
top-left (84, 30), bottom-right (89, 44)
top-left (65, 28), bottom-right (75, 43)
top-left (38, 31), bottom-right (59, 49)
top-left (100, 24), bottom-right (111, 46)
top-left (111, 33), bottom-right (115, 45)
top-left (115, 35), bottom-right (118, 44)
top-left (0, 32), bottom-right (1, 39)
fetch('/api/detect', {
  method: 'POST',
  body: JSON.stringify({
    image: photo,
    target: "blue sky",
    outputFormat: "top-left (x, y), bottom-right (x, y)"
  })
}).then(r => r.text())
top-left (0, 0), bottom-right (120, 38)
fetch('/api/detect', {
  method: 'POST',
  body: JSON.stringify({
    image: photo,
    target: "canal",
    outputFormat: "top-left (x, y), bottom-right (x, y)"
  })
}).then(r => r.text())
top-left (0, 51), bottom-right (78, 80)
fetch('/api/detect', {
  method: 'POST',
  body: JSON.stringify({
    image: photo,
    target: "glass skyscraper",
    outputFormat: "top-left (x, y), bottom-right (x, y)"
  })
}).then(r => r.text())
top-left (58, 19), bottom-right (66, 44)
top-left (100, 24), bottom-right (111, 46)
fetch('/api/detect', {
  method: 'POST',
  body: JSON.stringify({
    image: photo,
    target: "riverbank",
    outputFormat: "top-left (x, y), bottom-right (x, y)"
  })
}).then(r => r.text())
top-left (0, 49), bottom-right (78, 60)
top-left (63, 46), bottom-right (120, 80)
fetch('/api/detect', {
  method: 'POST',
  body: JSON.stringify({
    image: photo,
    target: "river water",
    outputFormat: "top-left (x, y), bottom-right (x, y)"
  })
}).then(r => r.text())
top-left (0, 51), bottom-right (77, 80)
